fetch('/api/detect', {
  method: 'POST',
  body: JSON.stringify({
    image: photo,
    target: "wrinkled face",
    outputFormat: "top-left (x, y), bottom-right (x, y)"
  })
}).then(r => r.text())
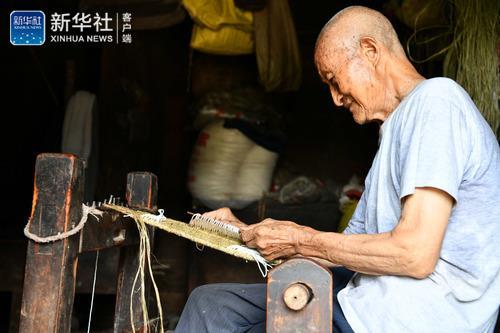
top-left (315, 44), bottom-right (384, 124)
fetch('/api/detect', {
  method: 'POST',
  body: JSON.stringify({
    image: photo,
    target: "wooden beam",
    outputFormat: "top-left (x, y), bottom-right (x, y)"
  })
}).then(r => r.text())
top-left (19, 153), bottom-right (84, 333)
top-left (126, 172), bottom-right (158, 212)
top-left (79, 211), bottom-right (139, 253)
top-left (114, 172), bottom-right (158, 332)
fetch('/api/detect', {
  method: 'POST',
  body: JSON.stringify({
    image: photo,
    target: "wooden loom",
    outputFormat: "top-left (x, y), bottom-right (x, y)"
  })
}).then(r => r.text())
top-left (19, 153), bottom-right (334, 333)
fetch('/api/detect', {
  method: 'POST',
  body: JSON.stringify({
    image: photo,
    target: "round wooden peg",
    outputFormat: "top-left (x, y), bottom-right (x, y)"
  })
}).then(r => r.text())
top-left (283, 283), bottom-right (312, 311)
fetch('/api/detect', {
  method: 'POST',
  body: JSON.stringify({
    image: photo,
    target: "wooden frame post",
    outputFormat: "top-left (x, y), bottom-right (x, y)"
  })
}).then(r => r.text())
top-left (267, 258), bottom-right (333, 333)
top-left (19, 153), bottom-right (84, 332)
top-left (114, 172), bottom-right (158, 332)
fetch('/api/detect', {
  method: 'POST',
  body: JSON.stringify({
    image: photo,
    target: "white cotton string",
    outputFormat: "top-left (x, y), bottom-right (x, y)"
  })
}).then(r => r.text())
top-left (127, 210), bottom-right (165, 333)
top-left (87, 250), bottom-right (99, 333)
top-left (130, 217), bottom-right (147, 332)
top-left (144, 221), bottom-right (164, 333)
top-left (24, 203), bottom-right (103, 243)
top-left (189, 213), bottom-right (241, 240)
top-left (227, 245), bottom-right (273, 277)
top-left (140, 209), bottom-right (167, 224)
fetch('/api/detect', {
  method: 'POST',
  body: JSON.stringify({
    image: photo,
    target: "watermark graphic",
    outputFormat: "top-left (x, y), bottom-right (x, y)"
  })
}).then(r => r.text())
top-left (10, 10), bottom-right (133, 45)
top-left (10, 11), bottom-right (45, 46)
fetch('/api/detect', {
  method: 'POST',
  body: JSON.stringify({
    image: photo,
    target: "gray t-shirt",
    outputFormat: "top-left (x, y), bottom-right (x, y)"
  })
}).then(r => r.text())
top-left (339, 78), bottom-right (500, 333)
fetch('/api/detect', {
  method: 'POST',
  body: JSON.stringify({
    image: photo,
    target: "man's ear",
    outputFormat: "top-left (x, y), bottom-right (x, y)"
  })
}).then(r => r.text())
top-left (359, 36), bottom-right (379, 67)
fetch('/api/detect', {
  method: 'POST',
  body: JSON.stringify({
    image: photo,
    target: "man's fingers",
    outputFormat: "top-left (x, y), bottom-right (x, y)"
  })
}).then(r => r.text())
top-left (259, 218), bottom-right (277, 225)
top-left (240, 227), bottom-right (255, 243)
top-left (201, 207), bottom-right (227, 218)
top-left (229, 220), bottom-right (248, 228)
top-left (201, 208), bottom-right (248, 228)
top-left (240, 225), bottom-right (254, 232)
top-left (264, 247), bottom-right (295, 261)
top-left (245, 238), bottom-right (257, 248)
top-left (201, 210), bottom-right (224, 221)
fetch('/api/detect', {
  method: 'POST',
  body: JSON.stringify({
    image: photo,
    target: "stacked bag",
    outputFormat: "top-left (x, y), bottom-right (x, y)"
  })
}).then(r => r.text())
top-left (188, 120), bottom-right (279, 209)
top-left (188, 87), bottom-right (283, 209)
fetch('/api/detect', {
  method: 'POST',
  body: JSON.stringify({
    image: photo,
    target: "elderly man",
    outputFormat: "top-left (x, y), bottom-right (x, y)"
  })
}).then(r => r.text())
top-left (175, 6), bottom-right (500, 333)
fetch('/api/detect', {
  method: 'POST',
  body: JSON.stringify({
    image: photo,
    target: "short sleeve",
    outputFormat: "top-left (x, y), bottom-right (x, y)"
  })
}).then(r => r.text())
top-left (343, 190), bottom-right (367, 235)
top-left (399, 96), bottom-right (470, 202)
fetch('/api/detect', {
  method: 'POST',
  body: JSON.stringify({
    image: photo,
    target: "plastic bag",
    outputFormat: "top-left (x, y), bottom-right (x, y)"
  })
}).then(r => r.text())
top-left (183, 0), bottom-right (254, 55)
top-left (190, 24), bottom-right (254, 55)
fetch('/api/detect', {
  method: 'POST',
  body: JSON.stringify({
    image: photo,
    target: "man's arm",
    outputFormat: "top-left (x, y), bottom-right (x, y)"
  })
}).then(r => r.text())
top-left (241, 187), bottom-right (453, 279)
top-left (292, 255), bottom-right (341, 268)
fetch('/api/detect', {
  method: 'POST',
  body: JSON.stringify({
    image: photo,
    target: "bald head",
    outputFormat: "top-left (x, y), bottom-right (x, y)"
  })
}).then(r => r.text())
top-left (313, 6), bottom-right (424, 125)
top-left (315, 6), bottom-right (405, 62)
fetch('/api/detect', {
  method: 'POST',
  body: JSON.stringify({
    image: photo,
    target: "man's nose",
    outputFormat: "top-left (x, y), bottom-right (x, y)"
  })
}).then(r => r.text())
top-left (330, 86), bottom-right (344, 107)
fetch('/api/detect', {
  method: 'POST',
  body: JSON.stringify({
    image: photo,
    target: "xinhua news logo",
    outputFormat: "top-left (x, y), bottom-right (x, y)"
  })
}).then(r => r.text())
top-left (10, 10), bottom-right (133, 45)
top-left (10, 10), bottom-right (46, 46)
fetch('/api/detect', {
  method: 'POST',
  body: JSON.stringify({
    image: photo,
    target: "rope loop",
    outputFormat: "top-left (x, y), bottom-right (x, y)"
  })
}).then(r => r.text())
top-left (24, 204), bottom-right (103, 243)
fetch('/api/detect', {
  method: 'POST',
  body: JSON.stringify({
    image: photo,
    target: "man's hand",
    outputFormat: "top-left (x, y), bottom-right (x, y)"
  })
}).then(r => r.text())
top-left (240, 218), bottom-right (307, 261)
top-left (201, 207), bottom-right (248, 229)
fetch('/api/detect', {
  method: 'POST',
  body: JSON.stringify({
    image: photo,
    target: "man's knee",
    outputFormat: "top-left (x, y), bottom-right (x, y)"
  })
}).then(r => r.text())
top-left (185, 283), bottom-right (231, 308)
top-left (177, 283), bottom-right (267, 332)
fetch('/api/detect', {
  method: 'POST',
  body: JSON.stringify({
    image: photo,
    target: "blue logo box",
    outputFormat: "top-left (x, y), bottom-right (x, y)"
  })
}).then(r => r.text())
top-left (10, 10), bottom-right (45, 46)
